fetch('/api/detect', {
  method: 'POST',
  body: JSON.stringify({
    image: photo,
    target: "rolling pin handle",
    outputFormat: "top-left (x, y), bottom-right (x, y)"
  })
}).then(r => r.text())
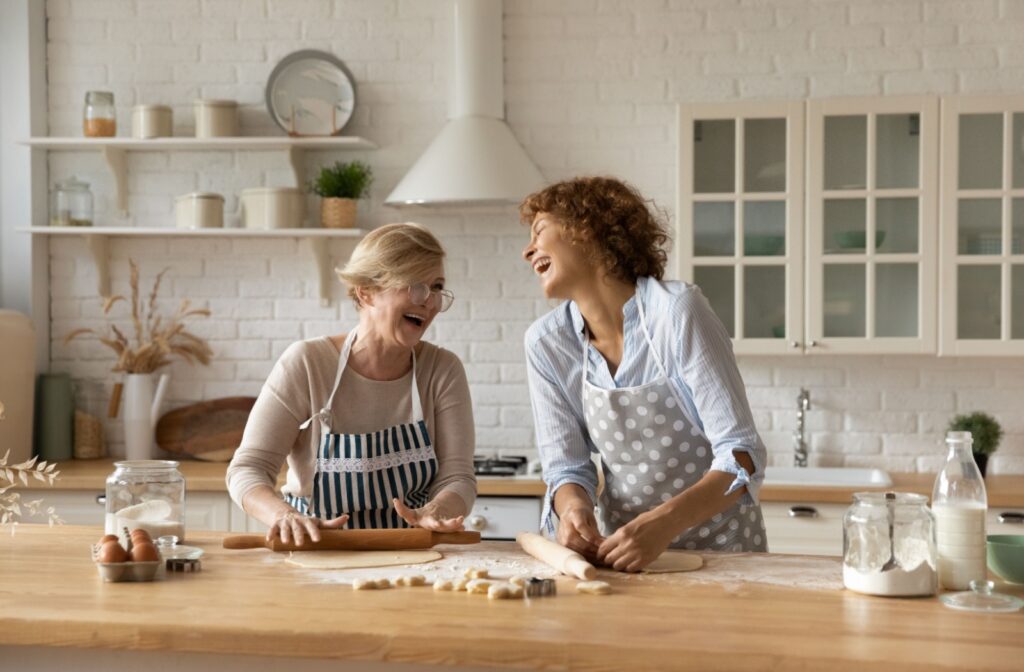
top-left (222, 535), bottom-right (270, 550)
top-left (565, 556), bottom-right (598, 581)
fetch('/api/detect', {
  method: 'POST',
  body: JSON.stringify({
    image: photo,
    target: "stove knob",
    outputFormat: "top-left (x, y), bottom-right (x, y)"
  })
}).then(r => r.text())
top-left (467, 515), bottom-right (486, 531)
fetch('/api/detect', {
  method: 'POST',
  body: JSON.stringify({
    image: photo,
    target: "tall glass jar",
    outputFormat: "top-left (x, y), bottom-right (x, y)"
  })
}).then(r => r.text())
top-left (932, 431), bottom-right (988, 590)
top-left (83, 91), bottom-right (116, 137)
top-left (843, 492), bottom-right (937, 597)
top-left (50, 177), bottom-right (93, 227)
top-left (104, 461), bottom-right (186, 546)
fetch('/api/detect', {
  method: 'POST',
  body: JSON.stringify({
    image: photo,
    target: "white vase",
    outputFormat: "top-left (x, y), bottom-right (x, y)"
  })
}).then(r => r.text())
top-left (122, 372), bottom-right (169, 460)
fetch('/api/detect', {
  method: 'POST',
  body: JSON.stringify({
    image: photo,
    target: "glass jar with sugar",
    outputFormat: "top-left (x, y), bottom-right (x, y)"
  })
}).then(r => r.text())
top-left (104, 461), bottom-right (186, 546)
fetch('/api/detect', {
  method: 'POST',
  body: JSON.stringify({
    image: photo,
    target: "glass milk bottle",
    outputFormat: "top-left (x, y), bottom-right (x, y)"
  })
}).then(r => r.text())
top-left (931, 431), bottom-right (988, 590)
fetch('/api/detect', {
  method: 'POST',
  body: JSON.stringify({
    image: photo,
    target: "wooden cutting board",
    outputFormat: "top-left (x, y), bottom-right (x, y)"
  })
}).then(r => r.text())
top-left (156, 396), bottom-right (256, 462)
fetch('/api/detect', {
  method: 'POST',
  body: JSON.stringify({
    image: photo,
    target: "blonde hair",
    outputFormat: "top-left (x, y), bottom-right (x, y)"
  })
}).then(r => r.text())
top-left (335, 222), bottom-right (446, 306)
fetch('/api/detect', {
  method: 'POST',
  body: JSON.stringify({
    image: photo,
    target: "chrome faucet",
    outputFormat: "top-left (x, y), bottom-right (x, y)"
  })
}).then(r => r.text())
top-left (794, 388), bottom-right (811, 467)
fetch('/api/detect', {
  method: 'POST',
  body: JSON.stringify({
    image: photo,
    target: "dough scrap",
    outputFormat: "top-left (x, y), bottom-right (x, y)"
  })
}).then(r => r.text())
top-left (643, 552), bottom-right (703, 574)
top-left (285, 549), bottom-right (442, 570)
top-left (433, 579), bottom-right (454, 591)
top-left (576, 580), bottom-right (612, 595)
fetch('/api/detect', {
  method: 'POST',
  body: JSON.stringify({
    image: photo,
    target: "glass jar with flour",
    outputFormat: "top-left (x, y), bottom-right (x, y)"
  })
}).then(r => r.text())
top-left (843, 492), bottom-right (937, 597)
top-left (104, 461), bottom-right (186, 546)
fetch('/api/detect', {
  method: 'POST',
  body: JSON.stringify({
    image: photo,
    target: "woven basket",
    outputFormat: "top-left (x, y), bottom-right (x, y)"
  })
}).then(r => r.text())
top-left (321, 197), bottom-right (357, 229)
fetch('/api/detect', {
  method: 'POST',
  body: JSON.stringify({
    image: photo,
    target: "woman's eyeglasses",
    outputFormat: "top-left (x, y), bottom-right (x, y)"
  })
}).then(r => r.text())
top-left (408, 283), bottom-right (455, 312)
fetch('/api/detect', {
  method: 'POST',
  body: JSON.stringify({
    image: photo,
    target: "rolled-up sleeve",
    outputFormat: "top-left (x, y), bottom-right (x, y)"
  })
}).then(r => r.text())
top-left (674, 288), bottom-right (766, 505)
top-left (525, 329), bottom-right (598, 536)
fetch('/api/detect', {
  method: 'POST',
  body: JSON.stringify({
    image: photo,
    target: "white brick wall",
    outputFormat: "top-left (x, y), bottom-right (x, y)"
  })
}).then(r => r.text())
top-left (44, 0), bottom-right (1024, 474)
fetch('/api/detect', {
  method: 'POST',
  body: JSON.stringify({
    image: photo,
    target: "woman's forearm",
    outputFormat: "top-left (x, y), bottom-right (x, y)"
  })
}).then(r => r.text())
top-left (241, 484), bottom-right (295, 528)
top-left (553, 483), bottom-right (594, 518)
top-left (429, 489), bottom-right (471, 519)
top-left (655, 450), bottom-right (755, 535)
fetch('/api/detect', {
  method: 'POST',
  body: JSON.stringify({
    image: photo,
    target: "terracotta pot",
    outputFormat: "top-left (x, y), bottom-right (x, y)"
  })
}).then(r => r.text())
top-left (321, 197), bottom-right (357, 229)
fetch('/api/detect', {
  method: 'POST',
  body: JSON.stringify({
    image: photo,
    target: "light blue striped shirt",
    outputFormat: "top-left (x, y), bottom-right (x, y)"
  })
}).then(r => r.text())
top-left (525, 276), bottom-right (766, 534)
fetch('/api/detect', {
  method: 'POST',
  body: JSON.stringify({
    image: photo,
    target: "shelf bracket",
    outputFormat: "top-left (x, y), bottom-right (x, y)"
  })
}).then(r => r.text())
top-left (288, 146), bottom-right (304, 189)
top-left (102, 146), bottom-right (128, 217)
top-left (307, 237), bottom-right (333, 307)
top-left (85, 234), bottom-right (110, 298)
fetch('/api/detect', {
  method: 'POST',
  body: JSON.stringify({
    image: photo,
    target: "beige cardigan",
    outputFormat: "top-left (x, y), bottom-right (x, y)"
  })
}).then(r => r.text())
top-left (226, 336), bottom-right (477, 513)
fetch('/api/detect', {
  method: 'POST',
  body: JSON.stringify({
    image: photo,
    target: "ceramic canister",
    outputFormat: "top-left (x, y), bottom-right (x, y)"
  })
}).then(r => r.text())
top-left (175, 192), bottom-right (225, 229)
top-left (240, 187), bottom-right (305, 229)
top-left (194, 99), bottom-right (238, 138)
top-left (131, 104), bottom-right (173, 139)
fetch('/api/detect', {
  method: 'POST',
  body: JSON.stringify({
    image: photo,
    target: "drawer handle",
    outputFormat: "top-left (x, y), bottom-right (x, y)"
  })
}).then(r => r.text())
top-left (95, 494), bottom-right (106, 506)
top-left (997, 512), bottom-right (1024, 525)
top-left (467, 515), bottom-right (487, 531)
top-left (788, 505), bottom-right (819, 518)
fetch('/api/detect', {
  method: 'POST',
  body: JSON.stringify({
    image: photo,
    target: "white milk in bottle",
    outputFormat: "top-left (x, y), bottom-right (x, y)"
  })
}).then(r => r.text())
top-left (931, 432), bottom-right (988, 590)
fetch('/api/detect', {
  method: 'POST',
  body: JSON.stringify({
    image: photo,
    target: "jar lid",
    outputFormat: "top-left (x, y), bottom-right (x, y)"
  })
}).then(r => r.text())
top-left (939, 580), bottom-right (1023, 613)
top-left (852, 492), bottom-right (928, 506)
top-left (112, 459), bottom-right (181, 471)
top-left (85, 91), bottom-right (114, 103)
top-left (194, 99), bottom-right (237, 107)
top-left (176, 192), bottom-right (225, 202)
top-left (133, 104), bottom-right (172, 112)
top-left (240, 187), bottom-right (302, 195)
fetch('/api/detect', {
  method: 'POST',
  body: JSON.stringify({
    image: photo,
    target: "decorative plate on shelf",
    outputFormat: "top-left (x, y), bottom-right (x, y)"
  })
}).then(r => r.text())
top-left (265, 50), bottom-right (357, 137)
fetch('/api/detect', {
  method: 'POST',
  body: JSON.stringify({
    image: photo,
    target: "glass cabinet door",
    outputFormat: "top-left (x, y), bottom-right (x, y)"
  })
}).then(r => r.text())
top-left (678, 101), bottom-right (804, 354)
top-left (940, 97), bottom-right (1024, 355)
top-left (807, 97), bottom-right (938, 354)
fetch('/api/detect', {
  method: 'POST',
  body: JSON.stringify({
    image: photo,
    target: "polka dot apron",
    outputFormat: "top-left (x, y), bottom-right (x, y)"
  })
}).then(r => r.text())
top-left (287, 329), bottom-right (439, 529)
top-left (582, 294), bottom-right (767, 552)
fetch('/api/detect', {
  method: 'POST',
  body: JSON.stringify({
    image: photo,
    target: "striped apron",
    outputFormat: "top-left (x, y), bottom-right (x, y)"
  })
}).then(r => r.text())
top-left (582, 291), bottom-right (767, 552)
top-left (287, 329), bottom-right (439, 529)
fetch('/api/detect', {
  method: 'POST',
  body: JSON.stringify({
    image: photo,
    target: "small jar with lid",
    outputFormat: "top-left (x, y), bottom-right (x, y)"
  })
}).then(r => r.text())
top-left (131, 104), bottom-right (173, 139)
top-left (104, 460), bottom-right (186, 546)
top-left (83, 91), bottom-right (116, 137)
top-left (842, 492), bottom-right (937, 597)
top-left (50, 177), bottom-right (94, 227)
top-left (194, 99), bottom-right (238, 138)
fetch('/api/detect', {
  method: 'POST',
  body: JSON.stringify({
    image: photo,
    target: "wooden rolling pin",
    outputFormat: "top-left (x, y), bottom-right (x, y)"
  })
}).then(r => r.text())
top-left (517, 532), bottom-right (597, 580)
top-left (223, 529), bottom-right (480, 552)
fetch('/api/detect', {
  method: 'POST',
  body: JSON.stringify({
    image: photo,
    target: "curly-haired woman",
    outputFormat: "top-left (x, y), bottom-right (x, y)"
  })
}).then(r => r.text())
top-left (521, 176), bottom-right (767, 572)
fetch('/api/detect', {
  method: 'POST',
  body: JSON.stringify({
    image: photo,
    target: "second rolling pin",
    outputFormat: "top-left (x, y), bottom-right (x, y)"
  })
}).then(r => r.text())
top-left (517, 531), bottom-right (597, 580)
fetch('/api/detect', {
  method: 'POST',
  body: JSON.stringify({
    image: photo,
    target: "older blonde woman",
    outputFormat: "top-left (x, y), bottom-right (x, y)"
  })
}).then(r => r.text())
top-left (227, 223), bottom-right (476, 545)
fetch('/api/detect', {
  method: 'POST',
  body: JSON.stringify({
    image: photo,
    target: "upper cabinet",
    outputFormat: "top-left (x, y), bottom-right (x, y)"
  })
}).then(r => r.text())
top-left (939, 96), bottom-right (1024, 355)
top-left (678, 101), bottom-right (805, 355)
top-left (679, 97), bottom-right (937, 356)
top-left (806, 96), bottom-right (938, 355)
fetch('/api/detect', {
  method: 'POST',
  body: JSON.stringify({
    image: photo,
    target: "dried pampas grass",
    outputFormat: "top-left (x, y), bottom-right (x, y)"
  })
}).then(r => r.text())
top-left (65, 260), bottom-right (213, 374)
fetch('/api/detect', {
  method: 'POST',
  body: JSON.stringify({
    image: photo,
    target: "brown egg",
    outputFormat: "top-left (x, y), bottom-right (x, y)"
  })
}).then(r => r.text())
top-left (130, 542), bottom-right (159, 562)
top-left (97, 540), bottom-right (128, 563)
top-left (130, 528), bottom-right (152, 541)
top-left (97, 534), bottom-right (119, 546)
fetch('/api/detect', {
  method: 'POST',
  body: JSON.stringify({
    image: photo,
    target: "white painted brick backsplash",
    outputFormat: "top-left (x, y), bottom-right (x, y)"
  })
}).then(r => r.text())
top-left (38, 0), bottom-right (1024, 471)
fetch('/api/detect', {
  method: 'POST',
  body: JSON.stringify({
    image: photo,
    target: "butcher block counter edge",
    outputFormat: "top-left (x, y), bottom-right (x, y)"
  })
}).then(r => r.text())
top-left (23, 459), bottom-right (1024, 506)
top-left (1, 525), bottom-right (1022, 672)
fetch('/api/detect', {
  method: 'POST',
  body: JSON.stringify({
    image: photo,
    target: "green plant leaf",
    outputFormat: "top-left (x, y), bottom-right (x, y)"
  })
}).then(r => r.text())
top-left (309, 160), bottom-right (374, 199)
top-left (947, 411), bottom-right (1003, 455)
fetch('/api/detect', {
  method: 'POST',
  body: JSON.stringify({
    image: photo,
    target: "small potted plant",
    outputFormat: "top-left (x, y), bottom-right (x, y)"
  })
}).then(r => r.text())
top-left (309, 160), bottom-right (373, 229)
top-left (947, 411), bottom-right (1003, 477)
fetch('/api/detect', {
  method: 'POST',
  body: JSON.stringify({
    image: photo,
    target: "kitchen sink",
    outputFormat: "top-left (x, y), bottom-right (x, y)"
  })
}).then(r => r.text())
top-left (764, 466), bottom-right (893, 488)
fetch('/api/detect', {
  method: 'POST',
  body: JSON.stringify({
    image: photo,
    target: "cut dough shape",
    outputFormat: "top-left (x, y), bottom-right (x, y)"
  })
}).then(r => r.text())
top-left (576, 580), bottom-right (612, 595)
top-left (285, 549), bottom-right (442, 570)
top-left (643, 552), bottom-right (703, 574)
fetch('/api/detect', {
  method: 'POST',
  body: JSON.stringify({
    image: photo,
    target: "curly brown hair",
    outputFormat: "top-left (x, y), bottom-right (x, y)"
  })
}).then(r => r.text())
top-left (520, 176), bottom-right (670, 284)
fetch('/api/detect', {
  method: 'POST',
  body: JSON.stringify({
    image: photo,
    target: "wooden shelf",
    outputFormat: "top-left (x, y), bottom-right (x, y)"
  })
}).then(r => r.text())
top-left (22, 136), bottom-right (376, 215)
top-left (20, 227), bottom-right (366, 306)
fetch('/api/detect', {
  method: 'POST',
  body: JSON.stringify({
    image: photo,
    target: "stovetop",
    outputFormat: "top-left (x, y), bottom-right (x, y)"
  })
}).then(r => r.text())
top-left (473, 455), bottom-right (528, 477)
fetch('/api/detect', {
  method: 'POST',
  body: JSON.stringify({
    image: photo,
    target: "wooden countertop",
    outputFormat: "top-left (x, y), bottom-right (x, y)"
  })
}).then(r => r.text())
top-left (27, 459), bottom-right (1023, 506)
top-left (1, 525), bottom-right (1021, 671)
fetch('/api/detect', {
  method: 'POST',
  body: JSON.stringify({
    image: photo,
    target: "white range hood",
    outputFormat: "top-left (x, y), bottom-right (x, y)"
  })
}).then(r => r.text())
top-left (385, 0), bottom-right (544, 207)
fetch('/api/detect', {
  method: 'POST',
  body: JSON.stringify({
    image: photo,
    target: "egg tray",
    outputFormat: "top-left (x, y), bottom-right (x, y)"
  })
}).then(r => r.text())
top-left (90, 544), bottom-right (161, 582)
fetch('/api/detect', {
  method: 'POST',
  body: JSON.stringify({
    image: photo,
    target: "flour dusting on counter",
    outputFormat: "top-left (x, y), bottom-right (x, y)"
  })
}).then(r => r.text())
top-left (276, 541), bottom-right (559, 585)
top-left (604, 552), bottom-right (844, 592)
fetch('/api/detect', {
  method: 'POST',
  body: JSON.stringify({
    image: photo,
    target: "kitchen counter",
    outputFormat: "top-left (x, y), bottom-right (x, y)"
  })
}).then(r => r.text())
top-left (27, 459), bottom-right (1024, 505)
top-left (1, 525), bottom-right (1022, 671)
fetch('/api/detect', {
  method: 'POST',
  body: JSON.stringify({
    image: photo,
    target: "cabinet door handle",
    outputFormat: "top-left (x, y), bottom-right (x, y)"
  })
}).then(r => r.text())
top-left (789, 340), bottom-right (800, 349)
top-left (997, 512), bottom-right (1024, 525)
top-left (95, 494), bottom-right (106, 506)
top-left (807, 340), bottom-right (818, 348)
top-left (467, 515), bottom-right (487, 531)
top-left (788, 505), bottom-right (819, 518)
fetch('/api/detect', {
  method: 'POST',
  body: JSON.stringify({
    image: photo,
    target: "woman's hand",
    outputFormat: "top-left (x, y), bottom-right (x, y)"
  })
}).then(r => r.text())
top-left (596, 509), bottom-right (676, 572)
top-left (267, 509), bottom-right (349, 546)
top-left (393, 497), bottom-right (465, 532)
top-left (557, 505), bottom-right (605, 561)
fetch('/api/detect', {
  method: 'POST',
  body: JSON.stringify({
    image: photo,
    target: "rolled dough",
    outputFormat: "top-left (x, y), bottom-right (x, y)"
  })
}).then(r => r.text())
top-left (285, 549), bottom-right (442, 570)
top-left (642, 552), bottom-right (703, 574)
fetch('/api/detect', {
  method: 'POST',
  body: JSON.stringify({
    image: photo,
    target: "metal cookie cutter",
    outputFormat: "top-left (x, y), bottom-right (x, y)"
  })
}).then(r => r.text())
top-left (525, 578), bottom-right (557, 597)
top-left (156, 535), bottom-right (204, 573)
